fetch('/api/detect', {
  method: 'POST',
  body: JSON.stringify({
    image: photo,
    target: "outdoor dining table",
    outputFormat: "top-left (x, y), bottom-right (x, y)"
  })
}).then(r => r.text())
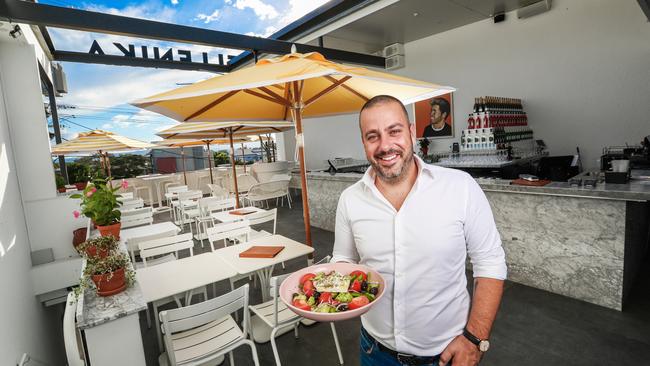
top-left (213, 234), bottom-right (314, 302)
top-left (120, 221), bottom-right (181, 260)
top-left (141, 174), bottom-right (174, 212)
top-left (210, 206), bottom-right (266, 223)
top-left (136, 252), bottom-right (237, 352)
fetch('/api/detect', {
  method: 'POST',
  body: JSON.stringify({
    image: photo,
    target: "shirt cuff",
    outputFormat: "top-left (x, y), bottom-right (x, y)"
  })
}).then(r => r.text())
top-left (472, 261), bottom-right (508, 280)
top-left (330, 254), bottom-right (358, 264)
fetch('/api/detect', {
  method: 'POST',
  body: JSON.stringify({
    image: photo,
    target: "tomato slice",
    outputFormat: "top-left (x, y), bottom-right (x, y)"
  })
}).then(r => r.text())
top-left (348, 296), bottom-right (370, 310)
top-left (303, 280), bottom-right (315, 297)
top-left (349, 279), bottom-right (361, 292)
top-left (299, 273), bottom-right (316, 286)
top-left (292, 299), bottom-right (311, 311)
top-left (319, 292), bottom-right (332, 304)
top-left (349, 270), bottom-right (368, 282)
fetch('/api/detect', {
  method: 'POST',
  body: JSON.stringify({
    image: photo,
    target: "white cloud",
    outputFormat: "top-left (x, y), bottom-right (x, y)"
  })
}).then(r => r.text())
top-left (101, 123), bottom-right (113, 130)
top-left (233, 0), bottom-right (278, 20)
top-left (276, 0), bottom-right (330, 29)
top-left (171, 0), bottom-right (179, 4)
top-left (224, 0), bottom-right (232, 4)
top-left (196, 9), bottom-right (221, 23)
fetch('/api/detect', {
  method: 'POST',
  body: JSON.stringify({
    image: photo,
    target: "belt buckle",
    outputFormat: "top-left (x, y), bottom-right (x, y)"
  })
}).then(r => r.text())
top-left (396, 352), bottom-right (419, 365)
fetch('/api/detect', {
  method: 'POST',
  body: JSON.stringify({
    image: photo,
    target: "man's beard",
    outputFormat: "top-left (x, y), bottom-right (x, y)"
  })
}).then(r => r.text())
top-left (370, 143), bottom-right (415, 184)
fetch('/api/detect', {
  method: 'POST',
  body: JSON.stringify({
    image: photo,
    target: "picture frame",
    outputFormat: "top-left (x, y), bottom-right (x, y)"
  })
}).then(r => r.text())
top-left (414, 92), bottom-right (454, 139)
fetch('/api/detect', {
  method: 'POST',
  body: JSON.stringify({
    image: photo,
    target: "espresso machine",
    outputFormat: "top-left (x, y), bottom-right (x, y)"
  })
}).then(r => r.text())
top-left (600, 135), bottom-right (650, 183)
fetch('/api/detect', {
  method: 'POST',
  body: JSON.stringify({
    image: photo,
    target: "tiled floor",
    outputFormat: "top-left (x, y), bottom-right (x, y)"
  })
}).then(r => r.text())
top-left (143, 197), bottom-right (650, 366)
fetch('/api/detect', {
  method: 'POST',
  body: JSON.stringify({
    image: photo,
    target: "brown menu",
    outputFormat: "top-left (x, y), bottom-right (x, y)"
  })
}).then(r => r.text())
top-left (511, 178), bottom-right (552, 187)
top-left (239, 246), bottom-right (285, 258)
top-left (229, 209), bottom-right (257, 216)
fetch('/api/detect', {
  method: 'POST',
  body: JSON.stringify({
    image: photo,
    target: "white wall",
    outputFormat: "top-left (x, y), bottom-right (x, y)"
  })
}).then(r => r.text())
top-left (0, 40), bottom-right (64, 365)
top-left (286, 0), bottom-right (650, 171)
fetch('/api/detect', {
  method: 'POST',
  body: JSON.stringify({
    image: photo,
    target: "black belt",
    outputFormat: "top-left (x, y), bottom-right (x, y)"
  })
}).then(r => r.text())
top-left (362, 327), bottom-right (441, 366)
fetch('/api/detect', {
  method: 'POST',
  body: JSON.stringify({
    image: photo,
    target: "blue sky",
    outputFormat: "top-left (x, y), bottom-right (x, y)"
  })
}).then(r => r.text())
top-left (43, 0), bottom-right (329, 146)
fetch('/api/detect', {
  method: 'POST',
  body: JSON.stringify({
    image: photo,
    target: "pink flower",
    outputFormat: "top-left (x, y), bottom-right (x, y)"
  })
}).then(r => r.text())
top-left (121, 180), bottom-right (128, 189)
top-left (86, 187), bottom-right (97, 197)
top-left (73, 210), bottom-right (80, 219)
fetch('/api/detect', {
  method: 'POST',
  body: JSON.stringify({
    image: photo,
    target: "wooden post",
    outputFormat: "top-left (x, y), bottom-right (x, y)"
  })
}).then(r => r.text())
top-left (292, 81), bottom-right (313, 256)
top-left (206, 141), bottom-right (214, 184)
top-left (258, 134), bottom-right (265, 162)
top-left (229, 130), bottom-right (241, 208)
top-left (180, 147), bottom-right (187, 185)
top-left (241, 142), bottom-right (247, 173)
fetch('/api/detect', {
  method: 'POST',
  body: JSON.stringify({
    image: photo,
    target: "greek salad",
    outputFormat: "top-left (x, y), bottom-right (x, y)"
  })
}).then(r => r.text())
top-left (291, 270), bottom-right (380, 313)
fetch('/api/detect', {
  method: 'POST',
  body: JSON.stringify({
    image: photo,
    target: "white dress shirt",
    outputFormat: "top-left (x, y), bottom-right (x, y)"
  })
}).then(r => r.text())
top-left (332, 155), bottom-right (507, 356)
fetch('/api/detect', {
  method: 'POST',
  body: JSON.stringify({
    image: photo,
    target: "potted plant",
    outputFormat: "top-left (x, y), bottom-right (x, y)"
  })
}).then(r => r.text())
top-left (76, 251), bottom-right (135, 297)
top-left (71, 177), bottom-right (125, 239)
top-left (418, 138), bottom-right (431, 157)
top-left (76, 235), bottom-right (119, 259)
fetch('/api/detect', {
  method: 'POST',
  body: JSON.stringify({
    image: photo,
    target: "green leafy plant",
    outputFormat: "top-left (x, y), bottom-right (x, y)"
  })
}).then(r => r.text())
top-left (70, 177), bottom-right (123, 226)
top-left (74, 251), bottom-right (135, 298)
top-left (55, 174), bottom-right (66, 189)
top-left (66, 162), bottom-right (91, 184)
top-left (418, 138), bottom-right (430, 150)
top-left (76, 235), bottom-right (119, 257)
top-left (213, 151), bottom-right (230, 165)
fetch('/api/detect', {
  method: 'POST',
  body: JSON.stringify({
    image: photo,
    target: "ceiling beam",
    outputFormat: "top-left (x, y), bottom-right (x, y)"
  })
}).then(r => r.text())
top-left (0, 0), bottom-right (385, 68)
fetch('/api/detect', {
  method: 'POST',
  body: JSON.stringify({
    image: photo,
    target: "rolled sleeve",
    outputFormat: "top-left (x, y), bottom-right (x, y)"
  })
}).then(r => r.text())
top-left (331, 190), bottom-right (360, 264)
top-left (463, 175), bottom-right (507, 280)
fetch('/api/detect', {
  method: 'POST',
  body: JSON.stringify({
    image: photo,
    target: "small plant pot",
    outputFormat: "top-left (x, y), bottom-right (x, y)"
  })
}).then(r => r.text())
top-left (74, 182), bottom-right (87, 190)
top-left (97, 222), bottom-right (121, 240)
top-left (84, 245), bottom-right (109, 259)
top-left (58, 187), bottom-right (66, 193)
top-left (72, 227), bottom-right (88, 251)
top-left (91, 268), bottom-right (126, 296)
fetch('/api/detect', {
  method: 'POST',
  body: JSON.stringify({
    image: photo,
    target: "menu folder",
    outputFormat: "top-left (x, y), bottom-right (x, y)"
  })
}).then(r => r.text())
top-left (229, 209), bottom-right (257, 216)
top-left (239, 245), bottom-right (285, 258)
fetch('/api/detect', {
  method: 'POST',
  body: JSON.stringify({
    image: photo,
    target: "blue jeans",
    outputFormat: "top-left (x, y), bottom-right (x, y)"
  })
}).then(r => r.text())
top-left (360, 327), bottom-right (445, 366)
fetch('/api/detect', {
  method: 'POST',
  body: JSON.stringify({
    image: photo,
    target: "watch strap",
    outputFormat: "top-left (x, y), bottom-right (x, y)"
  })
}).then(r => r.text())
top-left (462, 328), bottom-right (482, 346)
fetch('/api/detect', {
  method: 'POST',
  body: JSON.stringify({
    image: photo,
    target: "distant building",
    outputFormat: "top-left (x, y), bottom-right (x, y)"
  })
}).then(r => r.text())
top-left (150, 146), bottom-right (207, 173)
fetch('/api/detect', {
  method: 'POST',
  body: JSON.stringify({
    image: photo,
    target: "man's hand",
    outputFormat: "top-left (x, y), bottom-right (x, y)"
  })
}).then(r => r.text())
top-left (439, 334), bottom-right (482, 366)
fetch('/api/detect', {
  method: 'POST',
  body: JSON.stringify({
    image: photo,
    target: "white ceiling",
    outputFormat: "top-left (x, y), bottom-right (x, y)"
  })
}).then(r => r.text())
top-left (324, 0), bottom-right (527, 52)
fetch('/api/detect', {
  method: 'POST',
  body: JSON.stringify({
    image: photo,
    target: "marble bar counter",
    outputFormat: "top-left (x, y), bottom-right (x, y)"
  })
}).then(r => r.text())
top-left (303, 171), bottom-right (650, 311)
top-left (76, 250), bottom-right (147, 365)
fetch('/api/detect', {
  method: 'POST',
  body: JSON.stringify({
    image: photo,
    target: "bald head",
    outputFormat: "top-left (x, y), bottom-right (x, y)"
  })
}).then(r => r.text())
top-left (359, 95), bottom-right (410, 128)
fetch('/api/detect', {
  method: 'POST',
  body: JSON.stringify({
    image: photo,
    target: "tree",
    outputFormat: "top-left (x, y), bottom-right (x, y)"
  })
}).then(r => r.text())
top-left (213, 151), bottom-right (230, 165)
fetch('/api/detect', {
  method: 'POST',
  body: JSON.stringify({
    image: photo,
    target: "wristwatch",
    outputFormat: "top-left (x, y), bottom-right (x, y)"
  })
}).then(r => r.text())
top-left (462, 328), bottom-right (490, 352)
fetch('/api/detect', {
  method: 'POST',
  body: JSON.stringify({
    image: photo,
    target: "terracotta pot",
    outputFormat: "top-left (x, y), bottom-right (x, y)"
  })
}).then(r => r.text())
top-left (97, 222), bottom-right (121, 240)
top-left (74, 182), bottom-right (87, 190)
top-left (91, 267), bottom-right (126, 296)
top-left (72, 227), bottom-right (88, 251)
top-left (84, 245), bottom-right (109, 259)
top-left (58, 187), bottom-right (66, 193)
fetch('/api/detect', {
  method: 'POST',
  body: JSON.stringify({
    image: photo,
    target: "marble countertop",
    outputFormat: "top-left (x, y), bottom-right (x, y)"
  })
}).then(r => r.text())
top-left (305, 172), bottom-right (650, 202)
top-left (75, 249), bottom-right (147, 330)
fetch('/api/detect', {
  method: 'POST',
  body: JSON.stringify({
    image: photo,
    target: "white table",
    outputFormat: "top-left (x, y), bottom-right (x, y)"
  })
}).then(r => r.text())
top-left (210, 206), bottom-right (266, 223)
top-left (213, 235), bottom-right (314, 301)
top-left (136, 253), bottom-right (237, 352)
top-left (142, 175), bottom-right (175, 212)
top-left (120, 221), bottom-right (180, 245)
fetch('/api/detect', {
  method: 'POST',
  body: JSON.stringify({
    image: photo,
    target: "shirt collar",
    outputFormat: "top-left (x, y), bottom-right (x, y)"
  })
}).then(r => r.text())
top-left (361, 154), bottom-right (434, 191)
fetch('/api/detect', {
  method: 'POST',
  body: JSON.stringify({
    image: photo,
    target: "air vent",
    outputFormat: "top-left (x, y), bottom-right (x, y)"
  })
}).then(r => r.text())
top-left (52, 63), bottom-right (68, 94)
top-left (517, 0), bottom-right (552, 19)
top-left (383, 43), bottom-right (404, 58)
top-left (385, 55), bottom-right (405, 70)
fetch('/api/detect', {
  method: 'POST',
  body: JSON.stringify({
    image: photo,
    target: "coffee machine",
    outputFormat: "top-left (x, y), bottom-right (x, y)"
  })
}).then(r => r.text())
top-left (600, 135), bottom-right (650, 182)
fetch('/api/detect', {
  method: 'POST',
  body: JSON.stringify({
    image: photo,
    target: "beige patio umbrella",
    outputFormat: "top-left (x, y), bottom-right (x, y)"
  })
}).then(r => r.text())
top-left (153, 137), bottom-right (249, 185)
top-left (156, 121), bottom-right (294, 207)
top-left (133, 51), bottom-right (455, 251)
top-left (51, 129), bottom-right (156, 177)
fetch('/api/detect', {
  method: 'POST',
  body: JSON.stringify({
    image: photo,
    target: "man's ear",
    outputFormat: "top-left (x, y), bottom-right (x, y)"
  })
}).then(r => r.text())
top-left (409, 122), bottom-right (417, 141)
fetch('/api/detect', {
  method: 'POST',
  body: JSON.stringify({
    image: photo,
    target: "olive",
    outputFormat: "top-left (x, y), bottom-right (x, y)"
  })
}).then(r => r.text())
top-left (313, 291), bottom-right (320, 300)
top-left (338, 303), bottom-right (348, 311)
top-left (369, 287), bottom-right (378, 295)
top-left (361, 281), bottom-right (368, 291)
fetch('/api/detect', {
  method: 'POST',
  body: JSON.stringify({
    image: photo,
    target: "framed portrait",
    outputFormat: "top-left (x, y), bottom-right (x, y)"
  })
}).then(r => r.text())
top-left (414, 93), bottom-right (454, 139)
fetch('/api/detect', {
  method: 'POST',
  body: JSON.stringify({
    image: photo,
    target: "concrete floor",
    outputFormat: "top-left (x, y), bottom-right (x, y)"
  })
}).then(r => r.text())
top-left (142, 197), bottom-right (650, 366)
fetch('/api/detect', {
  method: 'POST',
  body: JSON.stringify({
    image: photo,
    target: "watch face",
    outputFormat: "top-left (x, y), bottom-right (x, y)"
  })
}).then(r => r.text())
top-left (479, 340), bottom-right (490, 352)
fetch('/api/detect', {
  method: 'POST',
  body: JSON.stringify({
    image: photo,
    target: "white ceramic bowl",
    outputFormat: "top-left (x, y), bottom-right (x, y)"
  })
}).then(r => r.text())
top-left (279, 262), bottom-right (385, 322)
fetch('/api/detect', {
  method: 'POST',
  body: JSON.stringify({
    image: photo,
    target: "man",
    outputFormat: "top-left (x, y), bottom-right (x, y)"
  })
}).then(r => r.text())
top-left (332, 95), bottom-right (506, 366)
top-left (423, 97), bottom-right (452, 137)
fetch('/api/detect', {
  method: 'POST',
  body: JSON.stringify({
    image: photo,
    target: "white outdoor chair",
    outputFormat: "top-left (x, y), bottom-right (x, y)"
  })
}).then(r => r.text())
top-left (139, 233), bottom-right (208, 351)
top-left (248, 270), bottom-right (344, 366)
top-left (197, 175), bottom-right (211, 194)
top-left (158, 284), bottom-right (260, 366)
top-left (120, 207), bottom-right (154, 229)
top-left (130, 178), bottom-right (155, 207)
top-left (165, 185), bottom-right (188, 220)
top-left (172, 190), bottom-right (202, 229)
top-left (126, 228), bottom-right (178, 264)
top-left (64, 292), bottom-right (85, 366)
top-left (206, 220), bottom-right (251, 251)
top-left (162, 175), bottom-right (183, 198)
top-left (120, 198), bottom-right (145, 211)
top-left (194, 197), bottom-right (237, 243)
top-left (245, 180), bottom-right (291, 209)
top-left (118, 192), bottom-right (134, 200)
top-left (207, 183), bottom-right (230, 199)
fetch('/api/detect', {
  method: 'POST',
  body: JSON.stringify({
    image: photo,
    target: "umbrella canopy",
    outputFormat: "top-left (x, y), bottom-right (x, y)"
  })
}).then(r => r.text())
top-left (156, 121), bottom-right (294, 206)
top-left (133, 52), bottom-right (455, 254)
top-left (51, 129), bottom-right (156, 177)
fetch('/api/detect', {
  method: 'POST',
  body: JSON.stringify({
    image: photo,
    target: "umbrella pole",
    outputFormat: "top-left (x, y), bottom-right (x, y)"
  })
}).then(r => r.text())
top-left (291, 83), bottom-right (314, 255)
top-left (181, 147), bottom-right (187, 185)
top-left (105, 153), bottom-right (112, 179)
top-left (206, 141), bottom-right (214, 184)
top-left (241, 143), bottom-right (246, 173)
top-left (228, 131), bottom-right (241, 208)
top-left (258, 135), bottom-right (265, 162)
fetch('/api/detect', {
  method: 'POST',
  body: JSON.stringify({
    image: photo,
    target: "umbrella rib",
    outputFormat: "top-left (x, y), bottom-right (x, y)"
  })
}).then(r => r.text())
top-left (184, 90), bottom-right (240, 121)
top-left (282, 82), bottom-right (291, 120)
top-left (303, 76), bottom-right (352, 108)
top-left (244, 89), bottom-right (290, 107)
top-left (325, 75), bottom-right (369, 102)
top-left (258, 87), bottom-right (292, 107)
